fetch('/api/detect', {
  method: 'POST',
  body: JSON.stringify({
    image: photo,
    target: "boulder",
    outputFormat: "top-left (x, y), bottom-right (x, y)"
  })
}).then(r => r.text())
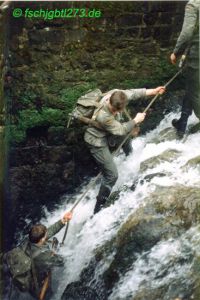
top-left (189, 122), bottom-right (200, 134)
top-left (182, 155), bottom-right (200, 172)
top-left (150, 127), bottom-right (178, 143)
top-left (61, 282), bottom-right (102, 300)
top-left (85, 185), bottom-right (200, 294)
top-left (140, 149), bottom-right (181, 172)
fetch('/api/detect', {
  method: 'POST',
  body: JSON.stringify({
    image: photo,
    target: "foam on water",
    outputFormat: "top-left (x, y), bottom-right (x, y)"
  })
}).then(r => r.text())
top-left (109, 226), bottom-right (200, 300)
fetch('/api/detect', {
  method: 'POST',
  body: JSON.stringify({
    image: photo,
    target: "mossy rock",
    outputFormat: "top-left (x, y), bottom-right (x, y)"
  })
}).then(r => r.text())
top-left (140, 149), bottom-right (181, 172)
top-left (131, 287), bottom-right (168, 300)
top-left (150, 127), bottom-right (178, 143)
top-left (105, 185), bottom-right (130, 207)
top-left (47, 126), bottom-right (65, 145)
top-left (182, 155), bottom-right (200, 172)
top-left (189, 122), bottom-right (200, 134)
top-left (61, 282), bottom-right (102, 300)
top-left (103, 209), bottom-right (180, 291)
top-left (131, 279), bottom-right (194, 300)
top-left (94, 185), bottom-right (200, 293)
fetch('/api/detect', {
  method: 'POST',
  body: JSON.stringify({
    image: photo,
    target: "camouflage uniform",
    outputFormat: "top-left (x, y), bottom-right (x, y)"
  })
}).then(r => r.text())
top-left (173, 0), bottom-right (199, 133)
top-left (84, 88), bottom-right (146, 213)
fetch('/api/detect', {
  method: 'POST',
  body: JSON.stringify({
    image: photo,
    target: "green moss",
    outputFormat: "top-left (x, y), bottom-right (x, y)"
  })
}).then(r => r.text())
top-left (8, 108), bottom-right (66, 145)
top-left (19, 108), bottom-right (65, 127)
top-left (87, 55), bottom-right (180, 91)
top-left (7, 126), bottom-right (25, 144)
top-left (7, 44), bottom-right (181, 146)
top-left (18, 89), bottom-right (36, 108)
top-left (59, 82), bottom-right (97, 109)
top-left (8, 82), bottom-right (97, 144)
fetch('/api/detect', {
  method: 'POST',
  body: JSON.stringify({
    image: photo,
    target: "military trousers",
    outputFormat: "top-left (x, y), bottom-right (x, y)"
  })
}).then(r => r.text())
top-left (87, 136), bottom-right (132, 190)
top-left (182, 67), bottom-right (200, 119)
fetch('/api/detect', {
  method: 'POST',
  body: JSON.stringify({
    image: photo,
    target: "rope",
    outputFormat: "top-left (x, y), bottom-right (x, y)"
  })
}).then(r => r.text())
top-left (143, 68), bottom-right (183, 114)
top-left (61, 67), bottom-right (184, 245)
top-left (112, 68), bottom-right (184, 156)
top-left (60, 172), bottom-right (102, 245)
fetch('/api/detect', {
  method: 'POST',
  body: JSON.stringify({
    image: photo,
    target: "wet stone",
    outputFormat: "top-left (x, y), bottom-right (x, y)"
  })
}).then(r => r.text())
top-left (182, 155), bottom-right (200, 172)
top-left (140, 149), bottom-right (181, 172)
top-left (150, 127), bottom-right (179, 143)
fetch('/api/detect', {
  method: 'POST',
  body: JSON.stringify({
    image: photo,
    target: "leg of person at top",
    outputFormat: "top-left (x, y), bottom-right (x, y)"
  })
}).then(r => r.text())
top-left (89, 145), bottom-right (118, 214)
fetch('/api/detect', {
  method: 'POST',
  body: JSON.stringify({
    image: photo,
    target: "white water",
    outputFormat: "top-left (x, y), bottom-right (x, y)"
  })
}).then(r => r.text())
top-left (110, 226), bottom-right (200, 300)
top-left (41, 112), bottom-right (200, 299)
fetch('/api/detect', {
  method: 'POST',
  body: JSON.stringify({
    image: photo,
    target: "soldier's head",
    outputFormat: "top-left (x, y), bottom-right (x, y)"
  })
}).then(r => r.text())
top-left (109, 91), bottom-right (128, 113)
top-left (29, 224), bottom-right (47, 244)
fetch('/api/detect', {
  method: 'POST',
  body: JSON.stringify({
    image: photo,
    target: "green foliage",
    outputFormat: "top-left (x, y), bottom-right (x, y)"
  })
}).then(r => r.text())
top-left (8, 108), bottom-right (66, 145)
top-left (19, 108), bottom-right (66, 128)
top-left (18, 90), bottom-right (36, 107)
top-left (7, 126), bottom-right (26, 144)
top-left (150, 59), bottom-right (183, 90)
top-left (8, 83), bottom-right (97, 144)
top-left (117, 56), bottom-right (179, 90)
top-left (8, 51), bottom-right (181, 145)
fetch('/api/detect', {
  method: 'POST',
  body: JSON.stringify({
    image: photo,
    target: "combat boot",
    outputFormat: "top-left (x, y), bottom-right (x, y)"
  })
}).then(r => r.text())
top-left (172, 112), bottom-right (189, 138)
top-left (94, 185), bottom-right (111, 214)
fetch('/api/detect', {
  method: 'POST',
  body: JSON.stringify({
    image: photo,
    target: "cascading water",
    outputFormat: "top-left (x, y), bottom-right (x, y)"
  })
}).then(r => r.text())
top-left (110, 227), bottom-right (200, 300)
top-left (41, 111), bottom-right (200, 300)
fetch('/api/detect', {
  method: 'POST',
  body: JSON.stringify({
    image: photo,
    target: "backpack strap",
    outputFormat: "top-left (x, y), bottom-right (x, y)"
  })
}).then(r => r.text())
top-left (91, 103), bottom-right (105, 121)
top-left (88, 97), bottom-right (108, 129)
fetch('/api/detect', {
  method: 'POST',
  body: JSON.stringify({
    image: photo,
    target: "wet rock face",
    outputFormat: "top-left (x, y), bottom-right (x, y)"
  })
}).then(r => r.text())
top-left (140, 149), bottom-right (181, 172)
top-left (132, 283), bottom-right (194, 300)
top-left (61, 256), bottom-right (108, 300)
top-left (5, 136), bottom-right (97, 247)
top-left (5, 123), bottom-right (98, 247)
top-left (71, 185), bottom-right (200, 298)
top-left (182, 155), bottom-right (200, 172)
top-left (151, 127), bottom-right (179, 143)
top-left (61, 282), bottom-right (102, 300)
top-left (103, 216), bottom-right (173, 291)
top-left (189, 122), bottom-right (200, 134)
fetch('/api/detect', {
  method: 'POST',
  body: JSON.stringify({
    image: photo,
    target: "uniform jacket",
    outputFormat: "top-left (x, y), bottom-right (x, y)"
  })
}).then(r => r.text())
top-left (173, 0), bottom-right (199, 69)
top-left (27, 220), bottom-right (65, 287)
top-left (84, 88), bottom-right (146, 147)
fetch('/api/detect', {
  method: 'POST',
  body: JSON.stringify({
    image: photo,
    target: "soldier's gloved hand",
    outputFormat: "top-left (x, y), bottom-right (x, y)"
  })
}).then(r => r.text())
top-left (61, 211), bottom-right (73, 224)
top-left (133, 112), bottom-right (146, 124)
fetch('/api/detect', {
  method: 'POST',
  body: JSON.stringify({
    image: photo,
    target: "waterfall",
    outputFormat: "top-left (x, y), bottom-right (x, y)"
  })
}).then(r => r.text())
top-left (42, 111), bottom-right (200, 299)
top-left (110, 227), bottom-right (199, 300)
